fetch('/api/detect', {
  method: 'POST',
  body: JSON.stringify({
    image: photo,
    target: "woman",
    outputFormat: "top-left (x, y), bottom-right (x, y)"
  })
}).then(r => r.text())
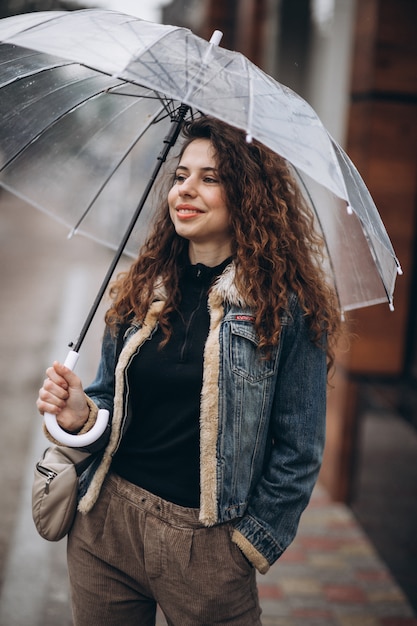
top-left (37, 116), bottom-right (340, 625)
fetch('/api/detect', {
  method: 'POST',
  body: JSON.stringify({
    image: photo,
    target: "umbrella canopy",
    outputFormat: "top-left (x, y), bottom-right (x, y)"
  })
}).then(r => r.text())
top-left (0, 9), bottom-right (401, 317)
top-left (0, 9), bottom-right (402, 447)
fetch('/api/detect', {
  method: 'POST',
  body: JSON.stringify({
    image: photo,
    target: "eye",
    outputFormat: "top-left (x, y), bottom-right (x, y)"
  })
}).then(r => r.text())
top-left (174, 173), bottom-right (187, 183)
top-left (203, 175), bottom-right (219, 184)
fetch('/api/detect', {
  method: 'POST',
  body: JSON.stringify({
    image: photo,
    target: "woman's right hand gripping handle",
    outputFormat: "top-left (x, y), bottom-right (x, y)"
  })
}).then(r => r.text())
top-left (37, 351), bottom-right (109, 447)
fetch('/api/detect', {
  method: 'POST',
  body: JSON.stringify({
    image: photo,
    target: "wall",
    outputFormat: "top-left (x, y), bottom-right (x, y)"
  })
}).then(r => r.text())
top-left (321, 0), bottom-right (417, 500)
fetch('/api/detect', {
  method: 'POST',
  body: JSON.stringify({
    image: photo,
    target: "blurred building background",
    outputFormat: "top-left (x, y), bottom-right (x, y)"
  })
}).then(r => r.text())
top-left (1, 0), bottom-right (416, 613)
top-left (0, 0), bottom-right (77, 18)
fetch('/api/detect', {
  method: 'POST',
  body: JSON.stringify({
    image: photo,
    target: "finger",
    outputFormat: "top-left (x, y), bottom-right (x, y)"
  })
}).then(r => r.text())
top-left (36, 396), bottom-right (61, 416)
top-left (51, 362), bottom-right (83, 389)
top-left (38, 385), bottom-right (68, 408)
top-left (42, 377), bottom-right (69, 401)
top-left (45, 364), bottom-right (68, 390)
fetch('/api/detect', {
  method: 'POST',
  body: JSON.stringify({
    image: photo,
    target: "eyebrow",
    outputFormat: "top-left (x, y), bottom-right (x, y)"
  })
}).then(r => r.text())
top-left (175, 165), bottom-right (218, 173)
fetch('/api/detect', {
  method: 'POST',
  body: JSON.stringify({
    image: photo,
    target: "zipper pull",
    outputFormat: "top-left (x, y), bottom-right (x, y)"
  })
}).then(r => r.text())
top-left (44, 472), bottom-right (55, 494)
top-left (36, 462), bottom-right (57, 494)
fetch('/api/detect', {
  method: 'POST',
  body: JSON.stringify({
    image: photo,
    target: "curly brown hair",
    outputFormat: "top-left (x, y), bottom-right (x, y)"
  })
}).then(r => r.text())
top-left (106, 115), bottom-right (341, 368)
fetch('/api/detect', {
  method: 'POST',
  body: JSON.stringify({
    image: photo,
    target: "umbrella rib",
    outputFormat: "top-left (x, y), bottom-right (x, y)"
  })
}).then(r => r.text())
top-left (69, 102), bottom-right (168, 236)
top-left (242, 55), bottom-right (254, 139)
top-left (111, 83), bottom-right (202, 137)
top-left (292, 168), bottom-right (342, 309)
top-left (0, 49), bottom-right (75, 88)
top-left (106, 85), bottom-right (177, 117)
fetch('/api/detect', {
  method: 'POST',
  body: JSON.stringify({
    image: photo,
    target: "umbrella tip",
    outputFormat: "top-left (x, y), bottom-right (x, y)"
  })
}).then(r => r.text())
top-left (346, 204), bottom-right (353, 215)
top-left (67, 228), bottom-right (76, 240)
top-left (209, 30), bottom-right (223, 46)
top-left (389, 301), bottom-right (395, 312)
top-left (397, 263), bottom-right (403, 276)
top-left (246, 133), bottom-right (253, 143)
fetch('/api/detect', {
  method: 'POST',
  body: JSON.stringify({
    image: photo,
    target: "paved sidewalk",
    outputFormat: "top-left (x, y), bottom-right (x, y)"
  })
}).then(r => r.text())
top-left (256, 484), bottom-right (416, 626)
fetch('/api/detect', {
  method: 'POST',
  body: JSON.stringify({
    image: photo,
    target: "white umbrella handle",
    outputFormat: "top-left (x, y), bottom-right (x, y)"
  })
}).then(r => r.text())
top-left (43, 350), bottom-right (109, 448)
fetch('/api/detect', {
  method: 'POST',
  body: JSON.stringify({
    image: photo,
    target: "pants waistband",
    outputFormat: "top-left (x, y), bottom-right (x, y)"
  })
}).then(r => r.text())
top-left (105, 472), bottom-right (202, 528)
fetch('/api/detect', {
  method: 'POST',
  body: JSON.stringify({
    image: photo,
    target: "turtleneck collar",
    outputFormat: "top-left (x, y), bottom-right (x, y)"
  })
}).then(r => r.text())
top-left (184, 256), bottom-right (234, 285)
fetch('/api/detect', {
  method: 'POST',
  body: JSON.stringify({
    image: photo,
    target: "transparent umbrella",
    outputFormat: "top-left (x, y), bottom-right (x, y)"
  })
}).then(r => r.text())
top-left (0, 10), bottom-right (402, 444)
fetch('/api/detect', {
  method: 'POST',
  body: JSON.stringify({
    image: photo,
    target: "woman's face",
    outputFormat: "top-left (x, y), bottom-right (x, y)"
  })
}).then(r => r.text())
top-left (168, 139), bottom-right (232, 259)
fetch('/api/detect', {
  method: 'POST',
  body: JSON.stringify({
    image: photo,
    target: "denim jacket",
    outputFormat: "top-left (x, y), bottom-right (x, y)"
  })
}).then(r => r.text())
top-left (67, 263), bottom-right (327, 574)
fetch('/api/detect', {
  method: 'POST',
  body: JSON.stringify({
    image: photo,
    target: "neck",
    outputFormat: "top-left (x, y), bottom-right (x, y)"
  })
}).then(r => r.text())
top-left (188, 242), bottom-right (232, 267)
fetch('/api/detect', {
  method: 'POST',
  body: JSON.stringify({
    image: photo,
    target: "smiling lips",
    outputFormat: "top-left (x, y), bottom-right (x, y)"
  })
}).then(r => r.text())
top-left (176, 204), bottom-right (204, 219)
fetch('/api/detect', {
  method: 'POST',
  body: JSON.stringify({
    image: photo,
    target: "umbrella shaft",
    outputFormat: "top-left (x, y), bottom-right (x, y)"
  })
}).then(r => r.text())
top-left (71, 103), bottom-right (190, 353)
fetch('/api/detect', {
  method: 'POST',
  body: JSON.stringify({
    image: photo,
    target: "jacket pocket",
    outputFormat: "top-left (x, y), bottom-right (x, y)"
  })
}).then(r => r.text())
top-left (229, 322), bottom-right (277, 383)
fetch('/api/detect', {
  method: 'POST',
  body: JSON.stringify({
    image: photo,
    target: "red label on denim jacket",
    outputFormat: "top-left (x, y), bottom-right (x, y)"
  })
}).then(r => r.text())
top-left (235, 315), bottom-right (255, 322)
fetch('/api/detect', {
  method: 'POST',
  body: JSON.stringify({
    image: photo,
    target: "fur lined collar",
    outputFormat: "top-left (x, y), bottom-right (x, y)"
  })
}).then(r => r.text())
top-left (153, 261), bottom-right (247, 308)
top-left (210, 262), bottom-right (247, 308)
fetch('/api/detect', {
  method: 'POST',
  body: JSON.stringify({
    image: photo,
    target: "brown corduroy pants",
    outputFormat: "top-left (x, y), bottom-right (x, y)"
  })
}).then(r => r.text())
top-left (67, 473), bottom-right (262, 625)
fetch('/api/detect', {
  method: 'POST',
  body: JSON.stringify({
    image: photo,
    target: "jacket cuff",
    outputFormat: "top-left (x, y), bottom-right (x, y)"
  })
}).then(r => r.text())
top-left (42, 395), bottom-right (99, 445)
top-left (233, 513), bottom-right (286, 573)
top-left (232, 529), bottom-right (270, 574)
top-left (78, 395), bottom-right (99, 433)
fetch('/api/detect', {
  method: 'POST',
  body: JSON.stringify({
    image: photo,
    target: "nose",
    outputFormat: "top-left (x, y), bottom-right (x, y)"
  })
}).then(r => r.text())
top-left (178, 175), bottom-right (196, 197)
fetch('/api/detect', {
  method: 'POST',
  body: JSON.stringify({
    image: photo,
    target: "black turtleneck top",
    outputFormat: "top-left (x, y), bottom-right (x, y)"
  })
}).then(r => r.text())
top-left (111, 258), bottom-right (231, 507)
